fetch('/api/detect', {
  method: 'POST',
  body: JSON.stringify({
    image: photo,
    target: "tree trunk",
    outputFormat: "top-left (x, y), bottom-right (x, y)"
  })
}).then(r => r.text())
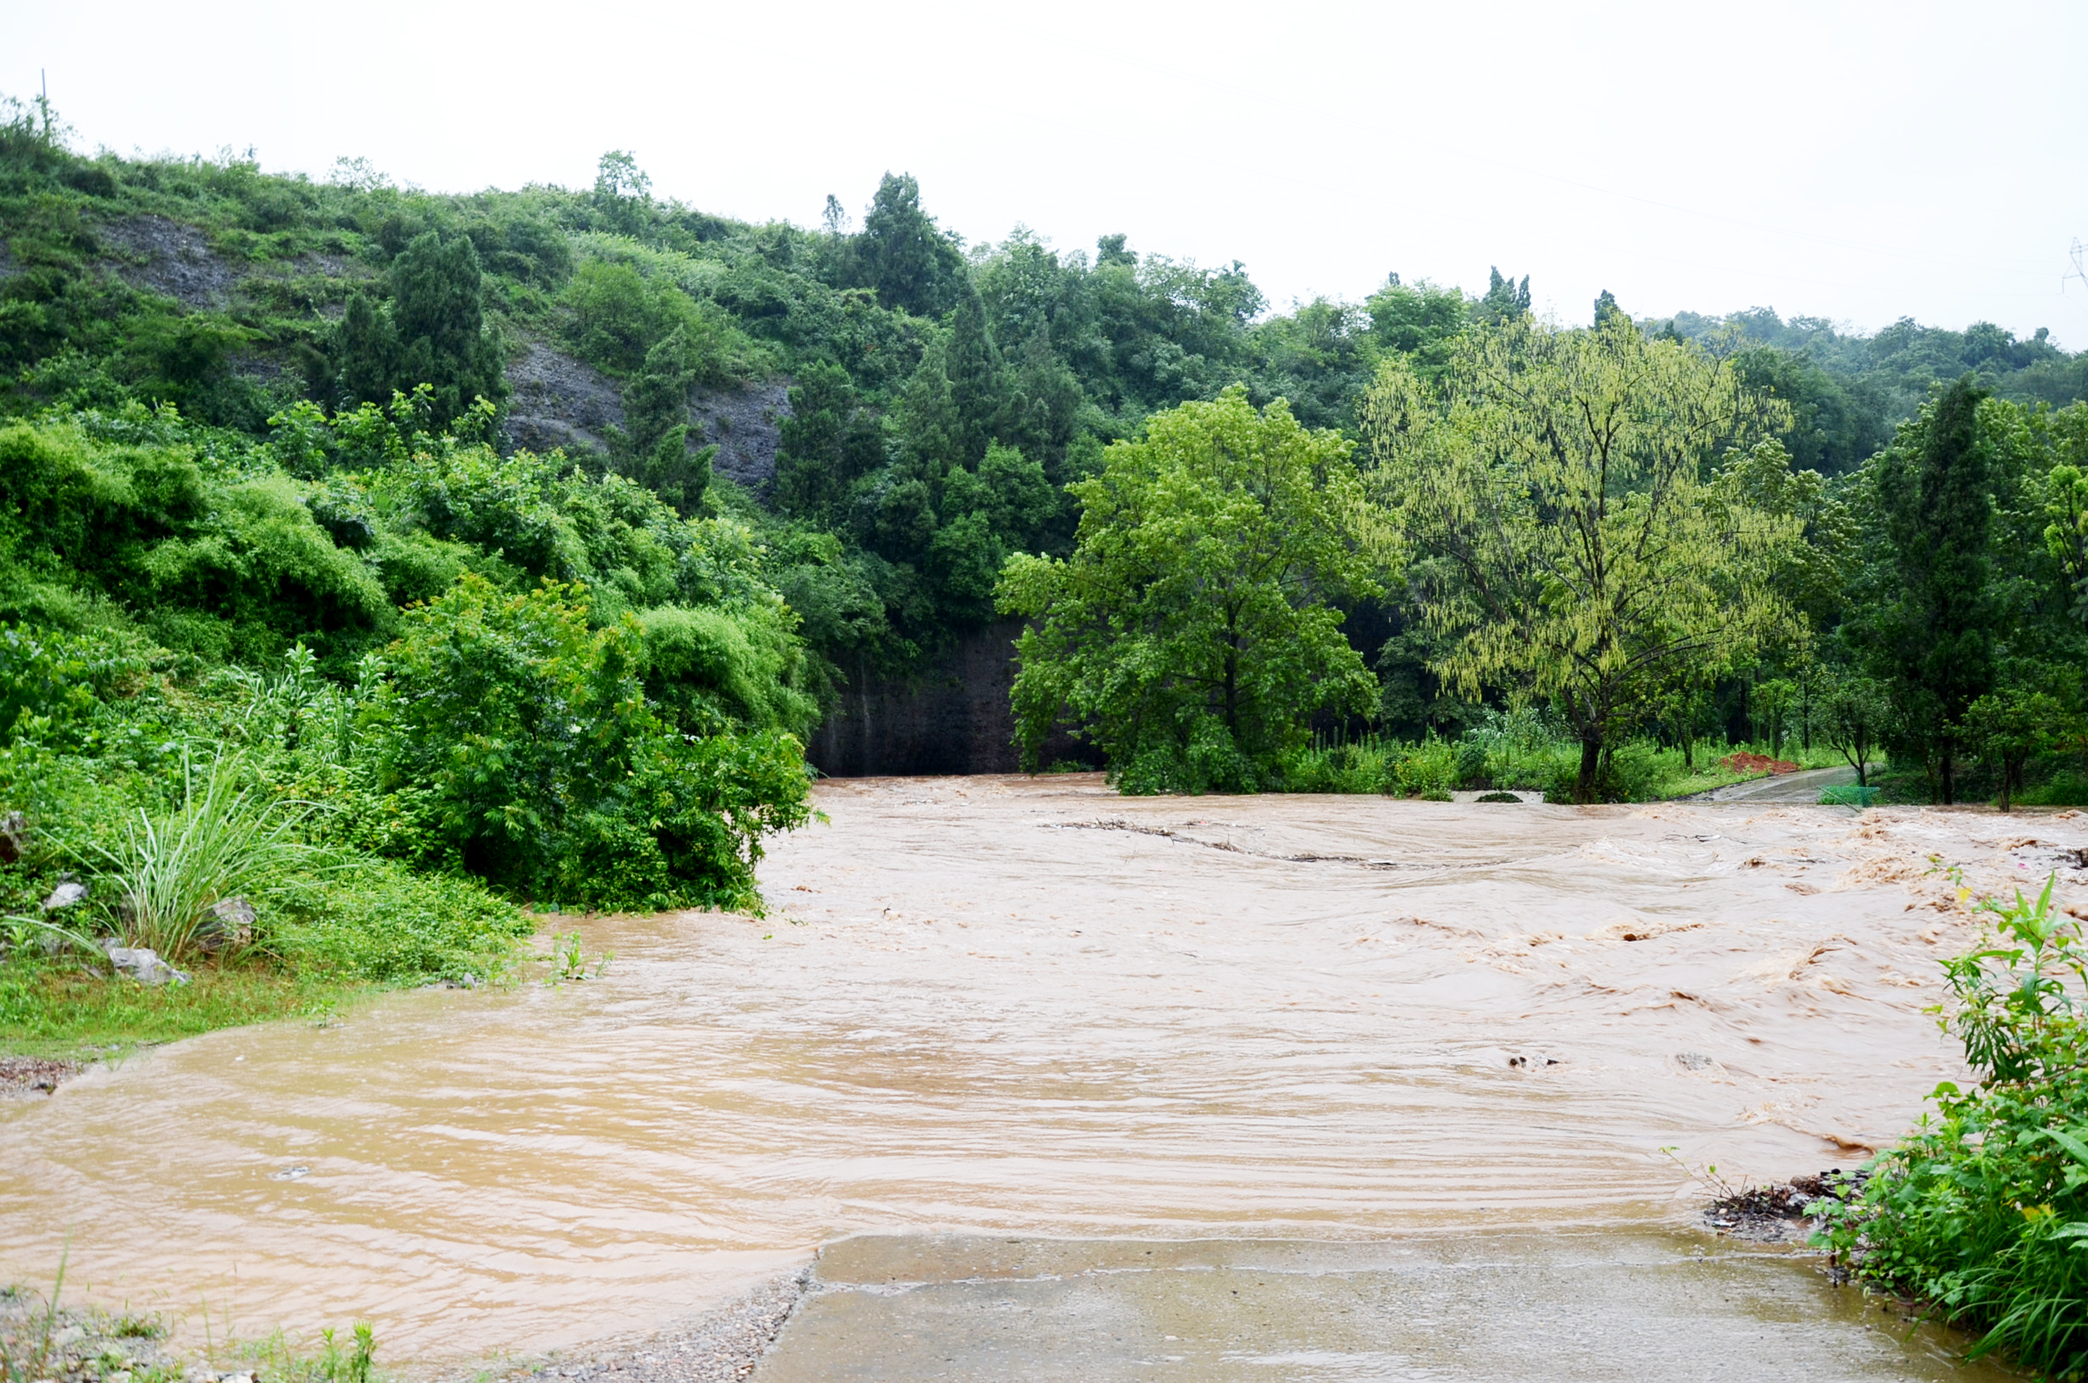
top-left (1576, 736), bottom-right (1602, 804)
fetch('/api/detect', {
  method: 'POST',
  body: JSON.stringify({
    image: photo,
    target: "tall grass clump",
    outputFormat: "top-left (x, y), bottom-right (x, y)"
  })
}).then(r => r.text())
top-left (66, 752), bottom-right (322, 962)
top-left (1817, 874), bottom-right (2088, 1376)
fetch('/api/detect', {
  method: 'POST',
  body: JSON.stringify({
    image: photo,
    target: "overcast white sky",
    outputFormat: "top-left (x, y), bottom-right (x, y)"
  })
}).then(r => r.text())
top-left (7, 0), bottom-right (2086, 344)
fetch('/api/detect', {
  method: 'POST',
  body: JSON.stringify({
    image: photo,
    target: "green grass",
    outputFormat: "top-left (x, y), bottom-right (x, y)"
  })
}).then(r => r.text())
top-left (0, 961), bottom-right (356, 1059)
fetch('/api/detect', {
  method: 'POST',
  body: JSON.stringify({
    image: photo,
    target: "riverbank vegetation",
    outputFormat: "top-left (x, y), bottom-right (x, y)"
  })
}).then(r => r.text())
top-left (1817, 873), bottom-right (2088, 1376)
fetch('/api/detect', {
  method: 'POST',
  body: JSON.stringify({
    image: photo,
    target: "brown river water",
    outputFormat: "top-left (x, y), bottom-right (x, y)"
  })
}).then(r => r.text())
top-left (4, 776), bottom-right (2086, 1371)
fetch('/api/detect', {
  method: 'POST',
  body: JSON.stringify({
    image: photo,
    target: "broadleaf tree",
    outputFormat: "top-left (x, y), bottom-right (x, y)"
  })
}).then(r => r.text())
top-left (1363, 315), bottom-right (1800, 802)
top-left (997, 387), bottom-right (1381, 794)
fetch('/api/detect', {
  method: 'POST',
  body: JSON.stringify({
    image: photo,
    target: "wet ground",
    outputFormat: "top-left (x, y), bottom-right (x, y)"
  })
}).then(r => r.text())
top-left (1697, 764), bottom-right (1863, 803)
top-left (761, 1232), bottom-right (1999, 1381)
top-left (3, 777), bottom-right (2082, 1377)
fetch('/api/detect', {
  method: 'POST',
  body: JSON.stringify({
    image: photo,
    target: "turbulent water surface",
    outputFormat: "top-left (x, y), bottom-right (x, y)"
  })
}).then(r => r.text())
top-left (4, 777), bottom-right (2084, 1373)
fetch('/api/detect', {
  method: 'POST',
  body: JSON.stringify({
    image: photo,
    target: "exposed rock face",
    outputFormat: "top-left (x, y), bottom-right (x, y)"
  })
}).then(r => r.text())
top-left (97, 214), bottom-right (241, 309)
top-left (808, 620), bottom-right (1084, 777)
top-left (503, 342), bottom-right (625, 456)
top-left (689, 378), bottom-right (790, 498)
top-left (0, 811), bottom-right (24, 864)
top-left (499, 345), bottom-right (792, 500)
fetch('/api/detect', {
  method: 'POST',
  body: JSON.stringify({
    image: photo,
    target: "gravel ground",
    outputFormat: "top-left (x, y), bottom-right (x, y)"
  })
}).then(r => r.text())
top-left (0, 1056), bottom-right (76, 1100)
top-left (509, 1268), bottom-right (811, 1383)
top-left (0, 1286), bottom-right (184, 1383)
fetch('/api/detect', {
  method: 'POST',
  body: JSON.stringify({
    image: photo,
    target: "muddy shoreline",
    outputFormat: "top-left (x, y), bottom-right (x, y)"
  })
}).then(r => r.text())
top-left (0, 1056), bottom-right (76, 1099)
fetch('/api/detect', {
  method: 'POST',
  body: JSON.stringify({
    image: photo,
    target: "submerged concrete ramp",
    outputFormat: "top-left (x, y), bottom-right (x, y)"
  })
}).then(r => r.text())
top-left (756, 1231), bottom-right (2002, 1382)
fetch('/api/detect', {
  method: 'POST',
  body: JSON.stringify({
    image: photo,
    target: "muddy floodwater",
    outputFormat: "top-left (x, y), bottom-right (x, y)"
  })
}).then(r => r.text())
top-left (4, 777), bottom-right (2085, 1375)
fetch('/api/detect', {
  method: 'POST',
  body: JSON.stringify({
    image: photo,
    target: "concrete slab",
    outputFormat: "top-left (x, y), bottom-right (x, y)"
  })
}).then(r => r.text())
top-left (754, 1232), bottom-right (2005, 1381)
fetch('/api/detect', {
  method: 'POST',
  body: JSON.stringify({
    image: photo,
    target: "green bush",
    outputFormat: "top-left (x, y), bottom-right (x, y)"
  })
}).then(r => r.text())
top-left (559, 258), bottom-right (769, 385)
top-left (1816, 875), bottom-right (2088, 1375)
top-left (356, 576), bottom-right (812, 910)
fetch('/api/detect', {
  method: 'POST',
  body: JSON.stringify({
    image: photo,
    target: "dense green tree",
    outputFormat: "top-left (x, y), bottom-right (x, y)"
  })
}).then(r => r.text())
top-left (1250, 298), bottom-right (1377, 430)
top-left (1857, 377), bottom-right (1999, 802)
top-left (774, 362), bottom-right (881, 522)
top-left (1364, 316), bottom-right (1799, 801)
top-left (998, 388), bottom-right (1378, 792)
top-left (1474, 266), bottom-right (1530, 325)
top-left (1819, 671), bottom-right (1891, 786)
top-left (2042, 409), bottom-right (2088, 625)
top-left (1362, 275), bottom-right (1467, 383)
top-left (616, 329), bottom-right (713, 515)
top-left (389, 231), bottom-right (506, 421)
top-left (1729, 345), bottom-right (1890, 476)
top-left (1959, 687), bottom-right (2069, 811)
top-left (944, 283), bottom-right (1006, 465)
top-left (333, 292), bottom-right (400, 412)
top-left (333, 231), bottom-right (505, 429)
top-left (855, 172), bottom-right (966, 317)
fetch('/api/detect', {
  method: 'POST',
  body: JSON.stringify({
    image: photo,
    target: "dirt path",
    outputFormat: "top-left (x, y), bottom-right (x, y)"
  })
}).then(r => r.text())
top-left (1695, 764), bottom-right (1863, 803)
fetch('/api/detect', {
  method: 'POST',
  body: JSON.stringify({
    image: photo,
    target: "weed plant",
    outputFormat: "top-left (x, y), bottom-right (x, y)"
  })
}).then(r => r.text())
top-left (240, 1323), bottom-right (377, 1383)
top-left (1816, 874), bottom-right (2088, 1377)
top-left (0, 632), bottom-right (536, 1055)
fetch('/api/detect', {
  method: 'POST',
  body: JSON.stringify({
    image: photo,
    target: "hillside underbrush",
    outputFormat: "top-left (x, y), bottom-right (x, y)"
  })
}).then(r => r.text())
top-left (0, 402), bottom-right (819, 1054)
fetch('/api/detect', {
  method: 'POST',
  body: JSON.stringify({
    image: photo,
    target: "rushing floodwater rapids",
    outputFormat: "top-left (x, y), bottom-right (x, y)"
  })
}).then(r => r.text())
top-left (6, 777), bottom-right (2088, 1376)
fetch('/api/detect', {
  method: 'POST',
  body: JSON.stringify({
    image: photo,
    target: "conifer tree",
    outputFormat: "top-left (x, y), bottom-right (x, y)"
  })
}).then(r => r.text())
top-left (333, 231), bottom-right (505, 430)
top-left (1865, 376), bottom-right (1997, 801)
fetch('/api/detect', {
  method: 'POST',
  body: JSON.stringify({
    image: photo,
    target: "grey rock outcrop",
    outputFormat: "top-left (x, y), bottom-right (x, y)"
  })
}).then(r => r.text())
top-left (41, 881), bottom-right (88, 912)
top-left (97, 215), bottom-right (240, 310)
top-left (103, 944), bottom-right (190, 986)
top-left (503, 343), bottom-right (624, 456)
top-left (689, 379), bottom-right (790, 498)
top-left (196, 895), bottom-right (255, 951)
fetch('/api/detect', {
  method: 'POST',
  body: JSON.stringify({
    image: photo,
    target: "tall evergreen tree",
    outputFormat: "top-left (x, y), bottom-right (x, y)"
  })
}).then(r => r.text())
top-left (1477, 266), bottom-right (1531, 324)
top-left (856, 172), bottom-right (964, 318)
top-left (334, 231), bottom-right (506, 430)
top-left (774, 361), bottom-right (879, 521)
top-left (619, 328), bottom-right (711, 515)
top-left (945, 284), bottom-right (1005, 466)
top-left (1865, 376), bottom-right (1997, 802)
top-left (333, 292), bottom-right (398, 412)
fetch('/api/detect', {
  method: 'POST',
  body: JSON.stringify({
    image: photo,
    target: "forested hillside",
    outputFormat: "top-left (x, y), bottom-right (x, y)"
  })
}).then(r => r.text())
top-left (4, 94), bottom-right (2079, 726)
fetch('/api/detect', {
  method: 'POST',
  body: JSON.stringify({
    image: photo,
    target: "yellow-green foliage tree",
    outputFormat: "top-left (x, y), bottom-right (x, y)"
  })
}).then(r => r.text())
top-left (1363, 316), bottom-right (1800, 802)
top-left (997, 387), bottom-right (1380, 793)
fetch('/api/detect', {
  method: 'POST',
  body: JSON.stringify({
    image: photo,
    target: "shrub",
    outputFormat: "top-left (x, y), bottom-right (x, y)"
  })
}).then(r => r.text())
top-left (356, 576), bottom-right (812, 910)
top-left (1816, 874), bottom-right (2088, 1374)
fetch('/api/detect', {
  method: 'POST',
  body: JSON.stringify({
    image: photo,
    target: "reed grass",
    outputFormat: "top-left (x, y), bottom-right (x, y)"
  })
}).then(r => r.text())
top-left (65, 752), bottom-right (325, 963)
